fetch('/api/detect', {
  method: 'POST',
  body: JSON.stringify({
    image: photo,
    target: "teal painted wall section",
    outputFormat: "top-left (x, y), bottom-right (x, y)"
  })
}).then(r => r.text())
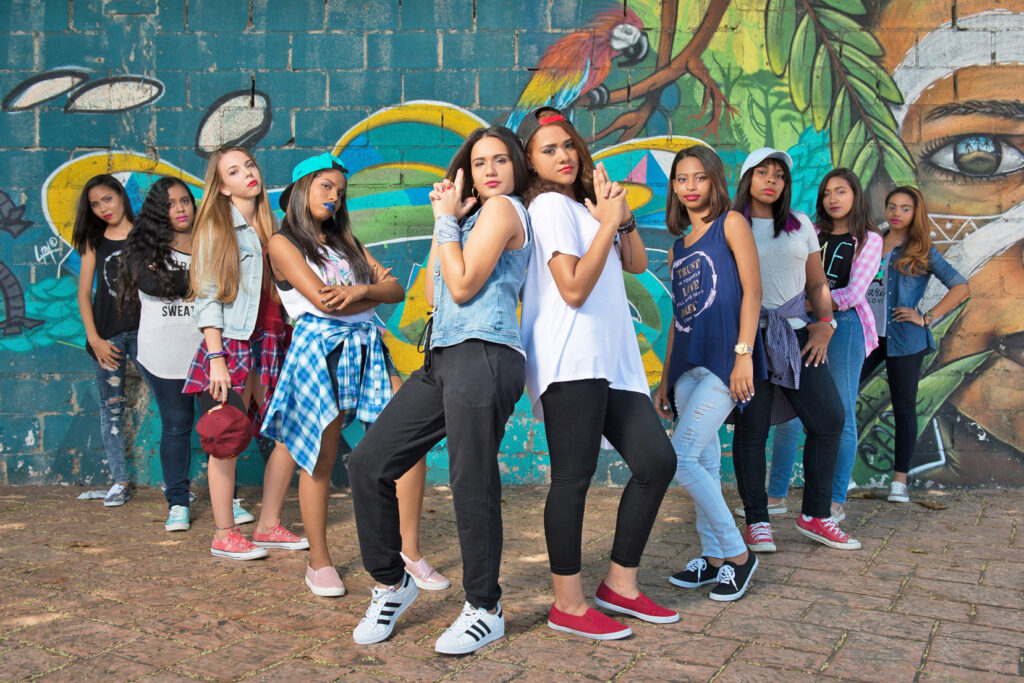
top-left (1, 0), bottom-right (1022, 490)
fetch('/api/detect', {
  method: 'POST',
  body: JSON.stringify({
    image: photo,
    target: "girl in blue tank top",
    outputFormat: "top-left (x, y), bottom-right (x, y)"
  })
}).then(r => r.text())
top-left (653, 146), bottom-right (766, 601)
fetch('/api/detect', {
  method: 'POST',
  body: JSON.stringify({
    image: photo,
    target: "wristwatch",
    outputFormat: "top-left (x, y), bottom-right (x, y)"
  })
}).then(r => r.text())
top-left (820, 316), bottom-right (838, 330)
top-left (734, 342), bottom-right (753, 355)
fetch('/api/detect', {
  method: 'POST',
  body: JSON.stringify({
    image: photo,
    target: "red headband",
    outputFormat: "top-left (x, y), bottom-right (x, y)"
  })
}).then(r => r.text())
top-left (538, 114), bottom-right (566, 125)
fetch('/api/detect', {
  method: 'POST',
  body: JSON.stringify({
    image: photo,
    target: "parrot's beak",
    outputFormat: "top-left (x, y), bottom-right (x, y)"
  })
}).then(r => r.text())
top-left (617, 33), bottom-right (649, 66)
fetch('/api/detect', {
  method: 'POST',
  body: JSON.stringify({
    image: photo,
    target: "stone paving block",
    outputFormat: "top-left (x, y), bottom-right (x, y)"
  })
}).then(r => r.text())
top-left (737, 642), bottom-right (831, 671)
top-left (11, 615), bottom-right (142, 657)
top-left (909, 577), bottom-right (1024, 609)
top-left (893, 594), bottom-right (974, 623)
top-left (801, 602), bottom-right (936, 641)
top-left (707, 612), bottom-right (844, 654)
top-left (0, 643), bottom-right (72, 679)
top-left (33, 653), bottom-right (159, 682)
top-left (245, 657), bottom-right (350, 682)
top-left (980, 560), bottom-right (1024, 589)
top-left (177, 629), bottom-right (312, 679)
top-left (919, 661), bottom-right (1023, 682)
top-left (716, 660), bottom-right (821, 681)
top-left (621, 656), bottom-right (720, 681)
top-left (824, 630), bottom-right (926, 680)
top-left (602, 630), bottom-right (741, 667)
top-left (927, 634), bottom-right (1023, 676)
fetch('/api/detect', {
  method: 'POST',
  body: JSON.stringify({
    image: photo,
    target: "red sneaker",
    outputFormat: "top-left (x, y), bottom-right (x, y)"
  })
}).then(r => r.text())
top-left (594, 582), bottom-right (679, 624)
top-left (796, 515), bottom-right (862, 550)
top-left (547, 604), bottom-right (632, 640)
top-left (744, 522), bottom-right (777, 552)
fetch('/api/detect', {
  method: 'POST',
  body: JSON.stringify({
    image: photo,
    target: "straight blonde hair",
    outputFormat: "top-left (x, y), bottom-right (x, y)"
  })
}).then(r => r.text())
top-left (189, 147), bottom-right (276, 303)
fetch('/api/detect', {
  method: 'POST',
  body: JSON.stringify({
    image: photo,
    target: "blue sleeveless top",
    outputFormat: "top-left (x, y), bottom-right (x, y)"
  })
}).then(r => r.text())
top-left (666, 213), bottom-right (767, 411)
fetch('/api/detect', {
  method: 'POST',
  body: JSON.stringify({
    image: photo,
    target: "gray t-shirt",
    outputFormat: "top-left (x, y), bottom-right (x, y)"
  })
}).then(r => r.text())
top-left (751, 212), bottom-right (818, 329)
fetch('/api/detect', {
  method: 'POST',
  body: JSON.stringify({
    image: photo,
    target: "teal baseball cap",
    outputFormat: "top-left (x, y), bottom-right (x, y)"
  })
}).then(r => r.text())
top-left (279, 153), bottom-right (348, 211)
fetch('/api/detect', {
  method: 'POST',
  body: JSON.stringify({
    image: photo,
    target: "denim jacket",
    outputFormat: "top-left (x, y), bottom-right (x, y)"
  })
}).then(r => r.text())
top-left (192, 205), bottom-right (264, 340)
top-left (885, 244), bottom-right (968, 357)
top-left (430, 195), bottom-right (532, 352)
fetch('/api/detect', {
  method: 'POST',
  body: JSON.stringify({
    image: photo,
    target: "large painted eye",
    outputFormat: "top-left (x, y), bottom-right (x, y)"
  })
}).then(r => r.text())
top-left (925, 135), bottom-right (1024, 178)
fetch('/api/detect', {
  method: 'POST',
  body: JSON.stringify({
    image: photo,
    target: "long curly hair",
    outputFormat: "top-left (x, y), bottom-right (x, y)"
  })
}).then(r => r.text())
top-left (117, 177), bottom-right (195, 318)
top-left (887, 186), bottom-right (932, 276)
top-left (71, 174), bottom-right (135, 254)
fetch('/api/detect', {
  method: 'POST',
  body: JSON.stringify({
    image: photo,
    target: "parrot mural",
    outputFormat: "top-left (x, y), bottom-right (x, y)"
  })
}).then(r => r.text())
top-left (506, 7), bottom-right (649, 130)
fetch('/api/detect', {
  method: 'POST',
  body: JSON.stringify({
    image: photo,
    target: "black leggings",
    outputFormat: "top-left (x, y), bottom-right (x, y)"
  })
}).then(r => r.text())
top-left (861, 338), bottom-right (927, 474)
top-left (540, 379), bottom-right (676, 575)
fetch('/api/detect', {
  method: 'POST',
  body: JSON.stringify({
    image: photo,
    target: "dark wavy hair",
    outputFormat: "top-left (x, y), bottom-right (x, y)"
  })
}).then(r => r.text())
top-left (71, 174), bottom-right (135, 254)
top-left (664, 145), bottom-right (731, 236)
top-left (521, 108), bottom-right (597, 207)
top-left (815, 167), bottom-right (878, 253)
top-left (733, 159), bottom-right (801, 237)
top-left (445, 126), bottom-right (530, 214)
top-left (279, 166), bottom-right (371, 284)
top-left (117, 177), bottom-right (195, 318)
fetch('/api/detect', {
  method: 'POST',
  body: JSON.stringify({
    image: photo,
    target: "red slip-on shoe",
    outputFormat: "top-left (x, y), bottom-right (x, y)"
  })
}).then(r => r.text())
top-left (593, 582), bottom-right (680, 624)
top-left (547, 604), bottom-right (632, 640)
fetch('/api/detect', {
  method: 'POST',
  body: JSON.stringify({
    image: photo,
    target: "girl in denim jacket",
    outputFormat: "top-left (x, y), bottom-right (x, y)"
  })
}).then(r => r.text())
top-left (862, 186), bottom-right (969, 503)
top-left (185, 147), bottom-right (305, 560)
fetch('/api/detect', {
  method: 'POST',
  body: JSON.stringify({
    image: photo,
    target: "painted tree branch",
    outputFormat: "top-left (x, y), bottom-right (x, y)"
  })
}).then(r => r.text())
top-left (594, 0), bottom-right (734, 142)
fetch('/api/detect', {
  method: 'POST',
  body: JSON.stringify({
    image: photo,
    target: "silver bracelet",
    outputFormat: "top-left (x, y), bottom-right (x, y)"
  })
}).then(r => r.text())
top-left (434, 215), bottom-right (461, 245)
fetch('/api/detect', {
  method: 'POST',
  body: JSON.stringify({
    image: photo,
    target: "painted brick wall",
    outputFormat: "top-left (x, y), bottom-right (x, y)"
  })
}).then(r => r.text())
top-left (1, 0), bottom-right (1022, 491)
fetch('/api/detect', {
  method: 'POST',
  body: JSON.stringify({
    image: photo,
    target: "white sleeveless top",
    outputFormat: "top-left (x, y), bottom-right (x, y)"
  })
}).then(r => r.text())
top-left (276, 243), bottom-right (374, 326)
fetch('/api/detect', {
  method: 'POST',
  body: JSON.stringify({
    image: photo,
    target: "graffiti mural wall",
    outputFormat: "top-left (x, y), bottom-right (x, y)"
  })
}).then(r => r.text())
top-left (0, 0), bottom-right (1020, 489)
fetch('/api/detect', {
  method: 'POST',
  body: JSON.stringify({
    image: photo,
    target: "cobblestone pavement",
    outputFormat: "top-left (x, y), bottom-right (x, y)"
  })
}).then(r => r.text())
top-left (1, 484), bottom-right (1022, 681)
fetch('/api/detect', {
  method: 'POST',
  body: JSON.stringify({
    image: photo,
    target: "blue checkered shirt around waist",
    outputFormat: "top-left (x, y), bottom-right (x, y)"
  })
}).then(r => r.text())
top-left (261, 314), bottom-right (392, 475)
top-left (760, 291), bottom-right (811, 424)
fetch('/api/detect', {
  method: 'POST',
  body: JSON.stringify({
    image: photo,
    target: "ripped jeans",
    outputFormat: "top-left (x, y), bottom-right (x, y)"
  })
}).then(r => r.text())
top-left (92, 328), bottom-right (138, 484)
top-left (671, 367), bottom-right (746, 559)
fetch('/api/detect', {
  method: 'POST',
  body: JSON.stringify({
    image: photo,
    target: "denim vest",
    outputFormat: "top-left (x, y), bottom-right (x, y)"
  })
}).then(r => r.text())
top-left (192, 205), bottom-right (265, 340)
top-left (884, 244), bottom-right (967, 357)
top-left (430, 195), bottom-right (532, 352)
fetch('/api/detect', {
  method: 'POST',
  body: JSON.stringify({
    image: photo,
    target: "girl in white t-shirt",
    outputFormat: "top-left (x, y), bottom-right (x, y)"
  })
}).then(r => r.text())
top-left (517, 107), bottom-right (678, 641)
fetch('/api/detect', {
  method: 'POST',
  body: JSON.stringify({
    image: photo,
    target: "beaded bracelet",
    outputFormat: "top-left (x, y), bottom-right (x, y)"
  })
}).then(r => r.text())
top-left (207, 351), bottom-right (227, 360)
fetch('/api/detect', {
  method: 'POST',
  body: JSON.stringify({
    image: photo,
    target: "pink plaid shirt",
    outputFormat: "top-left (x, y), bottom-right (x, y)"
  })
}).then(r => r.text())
top-left (823, 230), bottom-right (883, 356)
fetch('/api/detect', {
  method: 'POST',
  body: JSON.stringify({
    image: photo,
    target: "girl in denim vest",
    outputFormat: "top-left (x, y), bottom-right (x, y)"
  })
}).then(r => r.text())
top-left (72, 174), bottom-right (137, 507)
top-left (653, 145), bottom-right (765, 602)
top-left (348, 126), bottom-right (531, 656)
top-left (185, 147), bottom-right (305, 560)
top-left (861, 186), bottom-right (969, 503)
top-left (517, 107), bottom-right (678, 640)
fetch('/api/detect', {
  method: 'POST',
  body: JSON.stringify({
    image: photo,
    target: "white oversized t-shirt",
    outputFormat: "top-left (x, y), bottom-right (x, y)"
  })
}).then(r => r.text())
top-left (520, 192), bottom-right (649, 421)
top-left (750, 211), bottom-right (818, 330)
top-left (136, 249), bottom-right (204, 379)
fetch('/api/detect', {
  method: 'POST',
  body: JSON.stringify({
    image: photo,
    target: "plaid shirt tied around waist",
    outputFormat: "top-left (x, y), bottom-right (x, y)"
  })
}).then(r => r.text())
top-left (261, 314), bottom-right (392, 475)
top-left (759, 292), bottom-right (813, 425)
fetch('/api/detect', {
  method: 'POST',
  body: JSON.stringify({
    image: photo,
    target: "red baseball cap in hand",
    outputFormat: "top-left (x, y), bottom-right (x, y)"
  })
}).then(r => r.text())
top-left (197, 390), bottom-right (252, 459)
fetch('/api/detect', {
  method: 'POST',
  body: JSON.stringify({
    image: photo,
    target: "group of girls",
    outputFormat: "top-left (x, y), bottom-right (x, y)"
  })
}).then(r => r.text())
top-left (72, 108), bottom-right (967, 656)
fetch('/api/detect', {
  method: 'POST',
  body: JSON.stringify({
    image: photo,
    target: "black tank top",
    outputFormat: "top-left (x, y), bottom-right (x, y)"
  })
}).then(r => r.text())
top-left (87, 236), bottom-right (139, 358)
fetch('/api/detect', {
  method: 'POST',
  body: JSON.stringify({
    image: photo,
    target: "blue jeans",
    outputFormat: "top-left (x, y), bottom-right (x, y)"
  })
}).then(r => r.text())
top-left (764, 311), bottom-right (865, 505)
top-left (828, 309), bottom-right (865, 504)
top-left (767, 418), bottom-right (803, 499)
top-left (138, 364), bottom-right (195, 508)
top-left (92, 328), bottom-right (138, 484)
top-left (671, 367), bottom-right (746, 559)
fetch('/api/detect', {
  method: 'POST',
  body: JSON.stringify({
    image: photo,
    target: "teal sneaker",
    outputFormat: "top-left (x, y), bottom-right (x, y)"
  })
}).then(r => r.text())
top-left (165, 505), bottom-right (190, 532)
top-left (232, 498), bottom-right (255, 524)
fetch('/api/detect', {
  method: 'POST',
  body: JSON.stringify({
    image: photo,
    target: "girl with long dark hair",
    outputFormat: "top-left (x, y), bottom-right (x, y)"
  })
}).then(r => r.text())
top-left (347, 126), bottom-right (531, 655)
top-left (117, 177), bottom-right (202, 530)
top-left (73, 174), bottom-right (138, 507)
top-left (518, 107), bottom-right (678, 640)
top-left (861, 186), bottom-right (969, 502)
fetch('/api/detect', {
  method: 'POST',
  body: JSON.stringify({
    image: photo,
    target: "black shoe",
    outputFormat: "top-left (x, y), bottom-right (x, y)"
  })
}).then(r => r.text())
top-left (709, 553), bottom-right (758, 602)
top-left (669, 556), bottom-right (720, 588)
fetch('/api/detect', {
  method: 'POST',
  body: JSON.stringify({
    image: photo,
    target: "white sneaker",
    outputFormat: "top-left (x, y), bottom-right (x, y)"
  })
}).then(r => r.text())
top-left (434, 601), bottom-right (505, 655)
top-left (352, 572), bottom-right (418, 645)
top-left (887, 481), bottom-right (910, 503)
top-left (733, 500), bottom-right (787, 517)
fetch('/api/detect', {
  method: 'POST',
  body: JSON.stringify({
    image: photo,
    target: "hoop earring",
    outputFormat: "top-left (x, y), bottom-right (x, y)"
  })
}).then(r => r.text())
top-left (471, 186), bottom-right (479, 199)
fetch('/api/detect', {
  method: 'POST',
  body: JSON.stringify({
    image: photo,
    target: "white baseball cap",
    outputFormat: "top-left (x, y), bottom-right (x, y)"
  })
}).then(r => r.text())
top-left (740, 148), bottom-right (793, 179)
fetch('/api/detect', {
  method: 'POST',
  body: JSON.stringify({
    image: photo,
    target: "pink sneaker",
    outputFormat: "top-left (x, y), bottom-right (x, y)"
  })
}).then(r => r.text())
top-left (211, 527), bottom-right (268, 560)
top-left (305, 565), bottom-right (346, 597)
top-left (796, 515), bottom-right (862, 550)
top-left (594, 582), bottom-right (679, 623)
top-left (252, 522), bottom-right (309, 550)
top-left (401, 552), bottom-right (450, 591)
top-left (744, 522), bottom-right (777, 552)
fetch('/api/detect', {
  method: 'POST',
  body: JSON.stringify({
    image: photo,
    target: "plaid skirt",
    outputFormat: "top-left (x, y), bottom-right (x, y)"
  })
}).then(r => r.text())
top-left (182, 326), bottom-right (288, 435)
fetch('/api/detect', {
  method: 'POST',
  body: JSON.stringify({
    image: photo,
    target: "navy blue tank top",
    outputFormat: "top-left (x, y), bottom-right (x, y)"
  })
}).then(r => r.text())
top-left (666, 213), bottom-right (766, 411)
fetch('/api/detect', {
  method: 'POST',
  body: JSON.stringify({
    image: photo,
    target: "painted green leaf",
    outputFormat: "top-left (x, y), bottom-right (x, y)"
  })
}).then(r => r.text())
top-left (924, 302), bottom-right (968, 373)
top-left (815, 7), bottom-right (863, 36)
top-left (838, 26), bottom-right (884, 57)
top-left (789, 14), bottom-right (817, 111)
top-left (867, 115), bottom-right (915, 165)
top-left (880, 144), bottom-right (919, 187)
top-left (847, 76), bottom-right (900, 130)
top-left (830, 88), bottom-right (851, 163)
top-left (840, 45), bottom-right (903, 103)
top-left (852, 140), bottom-right (880, 182)
top-left (819, 0), bottom-right (867, 15)
top-left (839, 119), bottom-right (867, 168)
top-left (915, 352), bottom-right (993, 436)
top-left (810, 44), bottom-right (833, 131)
top-left (765, 0), bottom-right (798, 76)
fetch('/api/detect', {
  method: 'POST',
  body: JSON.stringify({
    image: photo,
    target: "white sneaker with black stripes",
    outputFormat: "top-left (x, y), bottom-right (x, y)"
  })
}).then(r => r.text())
top-left (352, 572), bottom-right (419, 645)
top-left (434, 601), bottom-right (505, 655)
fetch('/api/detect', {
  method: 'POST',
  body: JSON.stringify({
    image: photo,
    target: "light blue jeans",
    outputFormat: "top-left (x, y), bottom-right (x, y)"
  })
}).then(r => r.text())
top-left (766, 309), bottom-right (864, 505)
top-left (92, 328), bottom-right (138, 484)
top-left (671, 367), bottom-right (746, 559)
